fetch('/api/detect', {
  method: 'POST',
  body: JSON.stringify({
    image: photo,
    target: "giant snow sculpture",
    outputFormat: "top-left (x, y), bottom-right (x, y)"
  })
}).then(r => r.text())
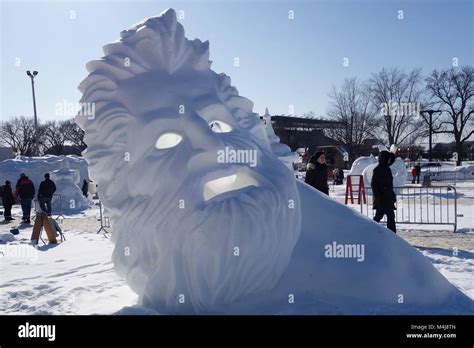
top-left (76, 9), bottom-right (472, 314)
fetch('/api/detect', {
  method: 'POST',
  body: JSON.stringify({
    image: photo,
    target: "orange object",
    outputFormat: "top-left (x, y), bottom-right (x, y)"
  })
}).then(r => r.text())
top-left (30, 212), bottom-right (58, 244)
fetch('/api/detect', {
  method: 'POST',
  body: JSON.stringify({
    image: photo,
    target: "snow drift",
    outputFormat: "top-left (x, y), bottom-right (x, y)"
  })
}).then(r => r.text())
top-left (76, 8), bottom-right (472, 314)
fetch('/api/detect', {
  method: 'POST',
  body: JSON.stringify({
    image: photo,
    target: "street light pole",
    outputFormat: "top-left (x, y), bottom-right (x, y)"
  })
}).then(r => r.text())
top-left (26, 70), bottom-right (39, 156)
top-left (420, 109), bottom-right (441, 162)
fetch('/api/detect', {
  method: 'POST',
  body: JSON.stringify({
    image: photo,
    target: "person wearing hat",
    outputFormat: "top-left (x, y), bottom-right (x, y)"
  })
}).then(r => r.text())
top-left (15, 172), bottom-right (35, 223)
top-left (1, 180), bottom-right (15, 221)
top-left (38, 173), bottom-right (57, 216)
top-left (305, 151), bottom-right (329, 195)
top-left (371, 150), bottom-right (397, 233)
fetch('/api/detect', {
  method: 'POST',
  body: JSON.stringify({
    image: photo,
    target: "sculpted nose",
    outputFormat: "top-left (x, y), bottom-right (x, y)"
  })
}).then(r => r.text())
top-left (185, 116), bottom-right (223, 152)
top-left (185, 115), bottom-right (226, 171)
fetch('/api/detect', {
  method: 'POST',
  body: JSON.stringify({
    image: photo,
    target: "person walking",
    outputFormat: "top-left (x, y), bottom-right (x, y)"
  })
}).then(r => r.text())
top-left (305, 151), bottom-right (329, 195)
top-left (38, 173), bottom-right (56, 216)
top-left (1, 180), bottom-right (15, 221)
top-left (15, 173), bottom-right (35, 223)
top-left (371, 151), bottom-right (397, 233)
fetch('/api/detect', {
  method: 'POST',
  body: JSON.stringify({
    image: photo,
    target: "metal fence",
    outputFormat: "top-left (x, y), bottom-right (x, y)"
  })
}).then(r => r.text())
top-left (355, 185), bottom-right (459, 232)
top-left (426, 170), bottom-right (474, 183)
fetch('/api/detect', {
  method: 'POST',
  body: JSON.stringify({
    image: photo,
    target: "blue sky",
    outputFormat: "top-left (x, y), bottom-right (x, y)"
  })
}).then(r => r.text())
top-left (1, 0), bottom-right (473, 122)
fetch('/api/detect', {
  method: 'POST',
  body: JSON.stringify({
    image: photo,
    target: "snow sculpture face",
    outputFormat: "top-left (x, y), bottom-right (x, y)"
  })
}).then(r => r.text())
top-left (76, 9), bottom-right (301, 313)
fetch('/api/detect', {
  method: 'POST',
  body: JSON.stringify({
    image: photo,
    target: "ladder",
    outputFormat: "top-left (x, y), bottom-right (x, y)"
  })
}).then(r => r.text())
top-left (345, 175), bottom-right (367, 205)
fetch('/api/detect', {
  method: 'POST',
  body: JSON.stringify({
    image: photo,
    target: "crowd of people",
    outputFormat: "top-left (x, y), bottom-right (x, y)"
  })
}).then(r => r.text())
top-left (1, 173), bottom-right (92, 223)
top-left (0, 173), bottom-right (57, 223)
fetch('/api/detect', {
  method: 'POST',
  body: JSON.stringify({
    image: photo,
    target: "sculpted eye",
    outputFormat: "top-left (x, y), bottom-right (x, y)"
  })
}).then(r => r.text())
top-left (155, 132), bottom-right (182, 149)
top-left (209, 120), bottom-right (232, 133)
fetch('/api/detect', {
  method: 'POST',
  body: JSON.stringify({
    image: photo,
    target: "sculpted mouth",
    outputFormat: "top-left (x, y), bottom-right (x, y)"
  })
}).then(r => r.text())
top-left (203, 171), bottom-right (259, 201)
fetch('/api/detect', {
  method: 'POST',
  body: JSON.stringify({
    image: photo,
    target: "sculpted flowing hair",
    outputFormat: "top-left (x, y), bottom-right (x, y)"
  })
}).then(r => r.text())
top-left (76, 8), bottom-right (265, 212)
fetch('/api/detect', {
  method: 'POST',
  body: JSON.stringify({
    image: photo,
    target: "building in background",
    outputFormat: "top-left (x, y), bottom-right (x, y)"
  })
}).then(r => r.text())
top-left (269, 114), bottom-right (349, 171)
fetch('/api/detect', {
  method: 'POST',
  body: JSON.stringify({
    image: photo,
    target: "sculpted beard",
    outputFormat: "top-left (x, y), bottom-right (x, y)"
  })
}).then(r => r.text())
top-left (111, 145), bottom-right (300, 313)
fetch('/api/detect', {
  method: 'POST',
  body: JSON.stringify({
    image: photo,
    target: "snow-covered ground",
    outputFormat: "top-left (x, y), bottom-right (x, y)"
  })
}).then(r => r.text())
top-left (0, 204), bottom-right (137, 315)
top-left (328, 180), bottom-right (474, 302)
top-left (1, 180), bottom-right (473, 315)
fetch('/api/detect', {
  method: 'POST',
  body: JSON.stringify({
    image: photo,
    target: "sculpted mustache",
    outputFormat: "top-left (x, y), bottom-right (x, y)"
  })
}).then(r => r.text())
top-left (128, 174), bottom-right (286, 234)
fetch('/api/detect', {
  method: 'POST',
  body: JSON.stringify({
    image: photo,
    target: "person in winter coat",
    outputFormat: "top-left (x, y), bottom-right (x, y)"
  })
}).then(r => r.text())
top-left (38, 173), bottom-right (56, 216)
top-left (333, 167), bottom-right (344, 185)
top-left (414, 163), bottom-right (421, 184)
top-left (15, 173), bottom-right (35, 223)
top-left (305, 151), bottom-right (329, 195)
top-left (81, 179), bottom-right (88, 198)
top-left (1, 180), bottom-right (15, 221)
top-left (411, 166), bottom-right (417, 184)
top-left (371, 151), bottom-right (397, 233)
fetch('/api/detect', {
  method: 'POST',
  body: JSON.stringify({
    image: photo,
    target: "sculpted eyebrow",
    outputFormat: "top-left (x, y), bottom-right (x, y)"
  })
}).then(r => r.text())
top-left (142, 109), bottom-right (181, 124)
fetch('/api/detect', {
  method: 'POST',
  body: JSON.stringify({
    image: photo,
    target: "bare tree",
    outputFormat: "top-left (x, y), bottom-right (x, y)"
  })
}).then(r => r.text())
top-left (425, 66), bottom-right (474, 165)
top-left (326, 77), bottom-right (378, 162)
top-left (367, 67), bottom-right (424, 146)
top-left (42, 120), bottom-right (69, 155)
top-left (1, 117), bottom-right (86, 156)
top-left (63, 120), bottom-right (87, 152)
top-left (0, 116), bottom-right (43, 156)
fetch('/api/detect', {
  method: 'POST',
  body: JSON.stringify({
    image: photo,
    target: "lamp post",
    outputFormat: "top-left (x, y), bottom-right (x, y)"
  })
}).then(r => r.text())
top-left (26, 70), bottom-right (39, 156)
top-left (420, 109), bottom-right (441, 162)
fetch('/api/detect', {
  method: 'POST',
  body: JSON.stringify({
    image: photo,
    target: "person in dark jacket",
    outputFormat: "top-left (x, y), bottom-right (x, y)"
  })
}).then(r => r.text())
top-left (81, 179), bottom-right (88, 198)
top-left (15, 173), bottom-right (35, 223)
top-left (1, 180), bottom-right (15, 221)
top-left (411, 166), bottom-right (417, 184)
top-left (305, 151), bottom-right (329, 195)
top-left (414, 163), bottom-right (421, 184)
top-left (371, 151), bottom-right (397, 233)
top-left (333, 168), bottom-right (344, 185)
top-left (38, 173), bottom-right (56, 216)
